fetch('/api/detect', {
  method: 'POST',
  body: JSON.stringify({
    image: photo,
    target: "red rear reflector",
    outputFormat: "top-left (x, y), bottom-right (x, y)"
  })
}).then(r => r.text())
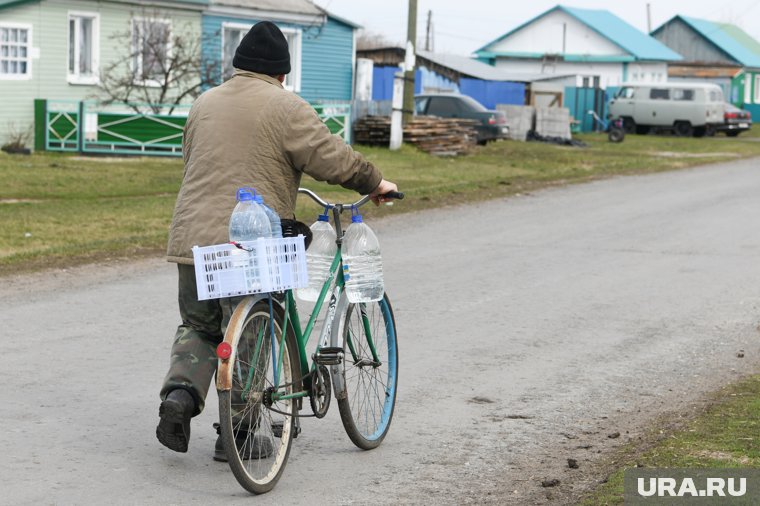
top-left (217, 342), bottom-right (232, 360)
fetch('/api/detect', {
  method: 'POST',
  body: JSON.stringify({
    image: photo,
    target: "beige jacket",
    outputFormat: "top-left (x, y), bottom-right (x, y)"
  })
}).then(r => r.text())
top-left (166, 70), bottom-right (382, 264)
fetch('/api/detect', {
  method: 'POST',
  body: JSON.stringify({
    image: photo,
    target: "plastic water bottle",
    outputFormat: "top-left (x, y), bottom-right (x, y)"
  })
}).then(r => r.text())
top-left (342, 213), bottom-right (384, 303)
top-left (228, 188), bottom-right (272, 242)
top-left (255, 195), bottom-right (282, 239)
top-left (297, 213), bottom-right (337, 301)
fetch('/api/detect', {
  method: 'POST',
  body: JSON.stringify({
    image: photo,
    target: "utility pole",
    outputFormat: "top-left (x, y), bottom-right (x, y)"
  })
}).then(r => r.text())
top-left (402, 0), bottom-right (417, 125)
top-left (646, 3), bottom-right (652, 33)
top-left (425, 10), bottom-right (432, 51)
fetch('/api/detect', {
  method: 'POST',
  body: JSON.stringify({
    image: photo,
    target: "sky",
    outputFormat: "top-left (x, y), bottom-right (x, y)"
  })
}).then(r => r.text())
top-left (313, 0), bottom-right (760, 55)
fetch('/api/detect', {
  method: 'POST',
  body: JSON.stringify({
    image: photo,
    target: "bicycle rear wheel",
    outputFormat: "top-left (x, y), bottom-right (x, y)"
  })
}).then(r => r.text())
top-left (337, 294), bottom-right (398, 450)
top-left (217, 297), bottom-right (300, 494)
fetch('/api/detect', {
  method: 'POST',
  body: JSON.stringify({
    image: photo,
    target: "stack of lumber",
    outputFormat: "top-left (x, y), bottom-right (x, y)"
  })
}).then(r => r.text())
top-left (353, 115), bottom-right (479, 156)
top-left (353, 116), bottom-right (391, 146)
top-left (403, 116), bottom-right (478, 156)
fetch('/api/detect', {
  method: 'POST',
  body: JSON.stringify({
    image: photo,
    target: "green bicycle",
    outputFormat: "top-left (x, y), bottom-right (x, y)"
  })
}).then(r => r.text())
top-left (215, 188), bottom-right (403, 494)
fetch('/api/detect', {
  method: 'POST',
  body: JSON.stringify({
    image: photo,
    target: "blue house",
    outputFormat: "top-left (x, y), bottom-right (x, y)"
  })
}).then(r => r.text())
top-left (652, 16), bottom-right (760, 118)
top-left (202, 0), bottom-right (359, 102)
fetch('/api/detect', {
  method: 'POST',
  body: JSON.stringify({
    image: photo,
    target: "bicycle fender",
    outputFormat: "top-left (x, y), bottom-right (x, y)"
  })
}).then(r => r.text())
top-left (329, 291), bottom-right (350, 400)
top-left (216, 295), bottom-right (264, 392)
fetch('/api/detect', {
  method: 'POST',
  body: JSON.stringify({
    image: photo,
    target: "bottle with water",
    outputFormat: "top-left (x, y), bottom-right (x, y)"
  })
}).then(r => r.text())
top-left (228, 188), bottom-right (272, 242)
top-left (341, 213), bottom-right (384, 303)
top-left (228, 188), bottom-right (272, 292)
top-left (255, 194), bottom-right (282, 239)
top-left (297, 213), bottom-right (337, 301)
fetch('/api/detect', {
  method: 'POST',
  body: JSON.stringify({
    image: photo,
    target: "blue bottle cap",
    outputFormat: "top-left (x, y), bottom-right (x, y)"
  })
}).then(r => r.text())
top-left (317, 213), bottom-right (329, 222)
top-left (351, 214), bottom-right (363, 223)
top-left (236, 188), bottom-right (254, 201)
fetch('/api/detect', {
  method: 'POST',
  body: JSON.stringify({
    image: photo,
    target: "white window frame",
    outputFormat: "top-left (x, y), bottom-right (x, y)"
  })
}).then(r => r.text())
top-left (221, 22), bottom-right (250, 82)
top-left (131, 16), bottom-right (172, 87)
top-left (67, 11), bottom-right (100, 85)
top-left (754, 74), bottom-right (760, 104)
top-left (745, 74), bottom-right (752, 104)
top-left (220, 22), bottom-right (301, 93)
top-left (0, 22), bottom-right (32, 80)
top-left (280, 26), bottom-right (301, 93)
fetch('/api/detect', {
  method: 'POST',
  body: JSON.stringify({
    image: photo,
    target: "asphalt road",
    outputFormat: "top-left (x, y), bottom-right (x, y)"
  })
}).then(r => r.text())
top-left (2, 158), bottom-right (760, 505)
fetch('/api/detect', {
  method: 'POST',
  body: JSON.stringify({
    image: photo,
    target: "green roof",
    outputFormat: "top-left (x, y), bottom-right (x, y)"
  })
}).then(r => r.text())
top-left (657, 16), bottom-right (760, 68)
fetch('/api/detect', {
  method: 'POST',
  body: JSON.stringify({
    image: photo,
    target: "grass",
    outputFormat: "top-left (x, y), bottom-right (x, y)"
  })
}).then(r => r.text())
top-left (2, 132), bottom-right (760, 274)
top-left (581, 374), bottom-right (760, 505)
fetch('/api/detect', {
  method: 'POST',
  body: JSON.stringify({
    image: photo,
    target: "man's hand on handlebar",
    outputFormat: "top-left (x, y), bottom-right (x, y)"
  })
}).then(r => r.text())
top-left (369, 179), bottom-right (400, 206)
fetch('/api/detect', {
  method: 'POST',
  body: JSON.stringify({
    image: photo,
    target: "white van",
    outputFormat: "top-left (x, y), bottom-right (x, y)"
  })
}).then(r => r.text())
top-left (608, 83), bottom-right (724, 137)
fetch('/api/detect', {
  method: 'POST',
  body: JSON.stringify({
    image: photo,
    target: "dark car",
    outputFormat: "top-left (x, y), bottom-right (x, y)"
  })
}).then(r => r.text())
top-left (715, 103), bottom-right (752, 137)
top-left (414, 93), bottom-right (509, 144)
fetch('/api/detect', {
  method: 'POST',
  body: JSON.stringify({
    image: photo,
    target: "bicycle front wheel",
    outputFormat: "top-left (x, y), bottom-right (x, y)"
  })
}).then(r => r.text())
top-left (217, 297), bottom-right (300, 494)
top-left (337, 294), bottom-right (398, 450)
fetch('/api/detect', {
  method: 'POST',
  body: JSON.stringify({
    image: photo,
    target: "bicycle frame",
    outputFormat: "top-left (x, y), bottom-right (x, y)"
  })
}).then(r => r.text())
top-left (260, 199), bottom-right (383, 407)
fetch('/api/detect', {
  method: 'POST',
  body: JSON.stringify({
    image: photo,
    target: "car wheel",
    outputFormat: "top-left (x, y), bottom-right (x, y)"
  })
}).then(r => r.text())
top-left (673, 121), bottom-right (693, 137)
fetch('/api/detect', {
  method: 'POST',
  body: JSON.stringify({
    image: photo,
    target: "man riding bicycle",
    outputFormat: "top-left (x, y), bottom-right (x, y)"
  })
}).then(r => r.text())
top-left (156, 21), bottom-right (398, 459)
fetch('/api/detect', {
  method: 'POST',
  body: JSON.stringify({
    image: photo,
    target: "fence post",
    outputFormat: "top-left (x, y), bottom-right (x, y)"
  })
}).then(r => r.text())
top-left (77, 101), bottom-right (85, 153)
top-left (34, 99), bottom-right (47, 152)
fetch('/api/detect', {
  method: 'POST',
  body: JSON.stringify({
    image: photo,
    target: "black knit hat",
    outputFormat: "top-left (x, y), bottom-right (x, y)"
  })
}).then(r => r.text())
top-left (233, 21), bottom-right (291, 75)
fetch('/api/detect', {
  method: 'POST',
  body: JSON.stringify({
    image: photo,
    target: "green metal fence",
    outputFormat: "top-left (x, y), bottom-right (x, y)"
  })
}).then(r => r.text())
top-left (36, 99), bottom-right (352, 156)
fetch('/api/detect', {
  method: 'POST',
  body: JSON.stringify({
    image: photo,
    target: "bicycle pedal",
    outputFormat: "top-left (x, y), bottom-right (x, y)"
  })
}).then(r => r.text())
top-left (313, 347), bottom-right (343, 366)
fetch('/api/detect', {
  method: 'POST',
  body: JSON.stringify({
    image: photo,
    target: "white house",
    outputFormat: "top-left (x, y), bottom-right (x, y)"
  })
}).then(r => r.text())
top-left (474, 5), bottom-right (683, 89)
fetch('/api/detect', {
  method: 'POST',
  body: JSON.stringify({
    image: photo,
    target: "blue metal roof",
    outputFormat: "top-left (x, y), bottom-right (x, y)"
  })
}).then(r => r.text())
top-left (475, 5), bottom-right (682, 62)
top-left (667, 16), bottom-right (760, 68)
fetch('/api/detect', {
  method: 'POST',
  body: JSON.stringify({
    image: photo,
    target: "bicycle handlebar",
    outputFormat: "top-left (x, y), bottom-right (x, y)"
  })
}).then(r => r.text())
top-left (297, 188), bottom-right (404, 211)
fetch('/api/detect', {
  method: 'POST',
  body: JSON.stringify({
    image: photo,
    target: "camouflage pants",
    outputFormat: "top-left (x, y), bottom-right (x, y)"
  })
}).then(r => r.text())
top-left (160, 263), bottom-right (243, 415)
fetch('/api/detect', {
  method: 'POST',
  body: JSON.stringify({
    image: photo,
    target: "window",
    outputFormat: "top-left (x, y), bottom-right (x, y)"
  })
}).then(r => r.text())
top-left (650, 88), bottom-right (669, 100)
top-left (745, 74), bottom-right (752, 104)
top-left (0, 24), bottom-right (31, 79)
top-left (672, 89), bottom-right (694, 101)
top-left (132, 18), bottom-right (170, 83)
top-left (414, 97), bottom-right (429, 114)
top-left (755, 75), bottom-right (760, 104)
top-left (709, 89), bottom-right (724, 102)
top-left (68, 12), bottom-right (98, 84)
top-left (222, 23), bottom-right (301, 92)
top-left (616, 87), bottom-right (635, 99)
top-left (426, 97), bottom-right (461, 116)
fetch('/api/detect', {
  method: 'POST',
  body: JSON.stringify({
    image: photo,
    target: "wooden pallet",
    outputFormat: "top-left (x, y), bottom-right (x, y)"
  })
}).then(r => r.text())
top-left (354, 115), bottom-right (479, 156)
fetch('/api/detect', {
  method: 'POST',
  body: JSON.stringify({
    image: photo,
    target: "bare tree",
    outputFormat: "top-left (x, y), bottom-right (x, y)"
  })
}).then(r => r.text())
top-left (98, 10), bottom-right (217, 114)
top-left (356, 29), bottom-right (397, 50)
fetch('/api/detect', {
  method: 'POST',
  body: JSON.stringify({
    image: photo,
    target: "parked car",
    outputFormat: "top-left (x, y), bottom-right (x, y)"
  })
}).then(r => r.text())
top-left (608, 82), bottom-right (724, 137)
top-left (714, 103), bottom-right (752, 137)
top-left (414, 93), bottom-right (509, 144)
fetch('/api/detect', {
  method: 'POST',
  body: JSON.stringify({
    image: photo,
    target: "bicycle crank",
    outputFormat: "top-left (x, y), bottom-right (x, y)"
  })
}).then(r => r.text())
top-left (309, 365), bottom-right (331, 418)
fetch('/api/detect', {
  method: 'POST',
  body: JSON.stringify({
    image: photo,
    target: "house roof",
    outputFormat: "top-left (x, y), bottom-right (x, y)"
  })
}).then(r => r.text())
top-left (653, 16), bottom-right (760, 68)
top-left (0, 0), bottom-right (208, 9)
top-left (475, 5), bottom-right (682, 62)
top-left (210, 0), bottom-right (321, 15)
top-left (207, 0), bottom-right (359, 28)
top-left (358, 46), bottom-right (574, 83)
top-left (417, 50), bottom-right (573, 82)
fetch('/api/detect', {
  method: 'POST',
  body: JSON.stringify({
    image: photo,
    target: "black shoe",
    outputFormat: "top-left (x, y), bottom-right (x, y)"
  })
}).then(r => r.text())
top-left (156, 389), bottom-right (195, 453)
top-left (213, 423), bottom-right (274, 462)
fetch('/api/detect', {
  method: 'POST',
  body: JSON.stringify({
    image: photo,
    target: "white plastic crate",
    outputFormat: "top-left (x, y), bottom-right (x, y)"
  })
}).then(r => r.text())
top-left (192, 236), bottom-right (308, 301)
